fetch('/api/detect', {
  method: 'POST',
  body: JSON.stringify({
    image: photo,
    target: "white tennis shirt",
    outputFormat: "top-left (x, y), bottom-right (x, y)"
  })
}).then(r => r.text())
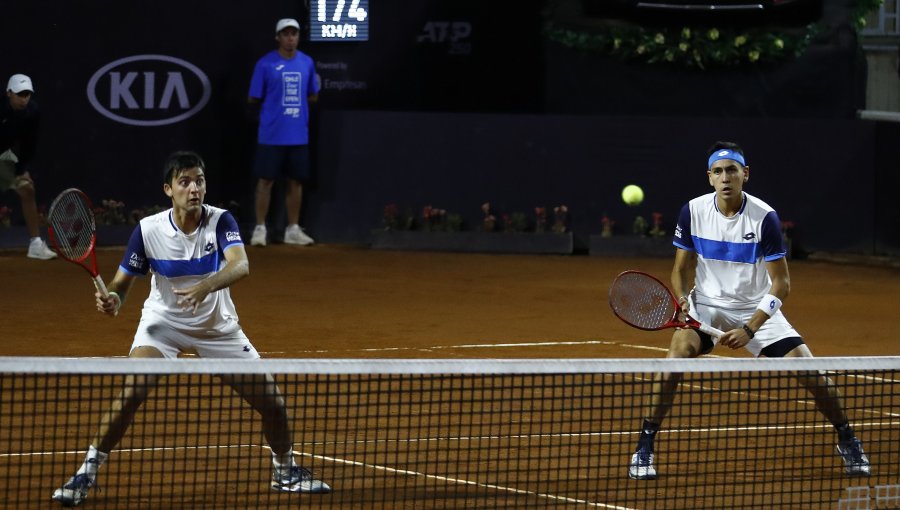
top-left (673, 192), bottom-right (787, 309)
top-left (119, 205), bottom-right (245, 335)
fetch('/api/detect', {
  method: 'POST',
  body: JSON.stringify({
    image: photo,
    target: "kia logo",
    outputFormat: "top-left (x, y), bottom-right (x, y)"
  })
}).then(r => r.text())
top-left (87, 54), bottom-right (211, 127)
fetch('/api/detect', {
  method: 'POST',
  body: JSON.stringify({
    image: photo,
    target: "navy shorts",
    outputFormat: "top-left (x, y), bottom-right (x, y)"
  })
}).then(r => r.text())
top-left (253, 144), bottom-right (311, 181)
top-left (697, 332), bottom-right (805, 358)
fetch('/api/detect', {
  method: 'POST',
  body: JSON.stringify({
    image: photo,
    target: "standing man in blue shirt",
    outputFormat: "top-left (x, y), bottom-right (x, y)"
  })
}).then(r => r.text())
top-left (247, 18), bottom-right (320, 247)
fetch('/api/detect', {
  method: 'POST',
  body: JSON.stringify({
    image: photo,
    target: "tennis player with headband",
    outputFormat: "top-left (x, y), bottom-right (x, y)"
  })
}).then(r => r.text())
top-left (52, 151), bottom-right (330, 507)
top-left (627, 141), bottom-right (870, 480)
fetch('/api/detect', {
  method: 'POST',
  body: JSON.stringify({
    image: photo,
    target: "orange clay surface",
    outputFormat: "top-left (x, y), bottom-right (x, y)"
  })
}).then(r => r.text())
top-left (2, 244), bottom-right (898, 359)
top-left (1, 245), bottom-right (898, 509)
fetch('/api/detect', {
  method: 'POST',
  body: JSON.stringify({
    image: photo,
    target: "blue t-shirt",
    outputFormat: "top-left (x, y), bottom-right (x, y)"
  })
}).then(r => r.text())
top-left (248, 50), bottom-right (319, 145)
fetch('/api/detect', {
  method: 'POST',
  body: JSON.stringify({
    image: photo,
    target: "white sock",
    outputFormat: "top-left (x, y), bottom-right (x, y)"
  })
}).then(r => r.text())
top-left (272, 450), bottom-right (296, 470)
top-left (29, 237), bottom-right (41, 244)
top-left (76, 446), bottom-right (108, 477)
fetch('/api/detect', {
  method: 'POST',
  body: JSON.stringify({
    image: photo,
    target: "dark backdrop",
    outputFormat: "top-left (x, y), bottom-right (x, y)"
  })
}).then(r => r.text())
top-left (1, 0), bottom-right (896, 255)
top-left (308, 111), bottom-right (880, 254)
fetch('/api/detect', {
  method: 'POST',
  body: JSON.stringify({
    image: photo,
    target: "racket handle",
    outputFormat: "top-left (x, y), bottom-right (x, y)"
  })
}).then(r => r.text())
top-left (93, 275), bottom-right (119, 317)
top-left (93, 275), bottom-right (110, 297)
top-left (698, 322), bottom-right (725, 338)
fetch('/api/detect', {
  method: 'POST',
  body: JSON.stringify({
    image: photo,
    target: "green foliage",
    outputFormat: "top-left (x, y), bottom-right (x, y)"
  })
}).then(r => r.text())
top-left (545, 0), bottom-right (882, 69)
top-left (503, 212), bottom-right (528, 233)
top-left (446, 213), bottom-right (463, 232)
top-left (546, 22), bottom-right (819, 69)
top-left (852, 0), bottom-right (885, 31)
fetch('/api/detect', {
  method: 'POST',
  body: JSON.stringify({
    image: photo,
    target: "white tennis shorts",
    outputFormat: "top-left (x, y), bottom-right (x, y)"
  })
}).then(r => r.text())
top-left (0, 150), bottom-right (19, 191)
top-left (693, 300), bottom-right (801, 357)
top-left (130, 315), bottom-right (261, 359)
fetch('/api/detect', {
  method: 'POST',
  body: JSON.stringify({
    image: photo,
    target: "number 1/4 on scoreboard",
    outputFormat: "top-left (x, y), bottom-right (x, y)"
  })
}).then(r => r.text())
top-left (309, 0), bottom-right (369, 41)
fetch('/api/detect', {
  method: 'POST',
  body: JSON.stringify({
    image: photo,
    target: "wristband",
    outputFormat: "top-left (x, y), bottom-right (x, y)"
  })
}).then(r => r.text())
top-left (742, 324), bottom-right (755, 339)
top-left (757, 293), bottom-right (782, 317)
top-left (108, 291), bottom-right (122, 312)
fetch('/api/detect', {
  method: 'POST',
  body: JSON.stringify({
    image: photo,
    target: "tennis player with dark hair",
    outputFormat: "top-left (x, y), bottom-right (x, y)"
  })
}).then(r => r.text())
top-left (52, 151), bottom-right (330, 507)
top-left (627, 141), bottom-right (870, 480)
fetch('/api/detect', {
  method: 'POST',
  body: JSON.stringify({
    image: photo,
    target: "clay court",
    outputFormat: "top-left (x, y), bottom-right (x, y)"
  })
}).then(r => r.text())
top-left (1, 245), bottom-right (899, 508)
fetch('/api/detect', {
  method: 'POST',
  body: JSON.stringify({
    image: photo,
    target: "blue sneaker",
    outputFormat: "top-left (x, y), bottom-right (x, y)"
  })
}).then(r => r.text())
top-left (271, 465), bottom-right (331, 493)
top-left (51, 473), bottom-right (96, 507)
top-left (836, 437), bottom-right (871, 476)
top-left (628, 444), bottom-right (657, 480)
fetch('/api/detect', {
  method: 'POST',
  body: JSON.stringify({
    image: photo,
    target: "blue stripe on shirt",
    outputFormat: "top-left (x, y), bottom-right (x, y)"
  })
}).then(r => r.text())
top-left (692, 236), bottom-right (760, 264)
top-left (149, 252), bottom-right (219, 278)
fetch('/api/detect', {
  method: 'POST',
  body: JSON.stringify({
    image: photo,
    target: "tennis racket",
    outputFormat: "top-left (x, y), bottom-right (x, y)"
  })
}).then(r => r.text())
top-left (608, 270), bottom-right (724, 337)
top-left (47, 188), bottom-right (111, 299)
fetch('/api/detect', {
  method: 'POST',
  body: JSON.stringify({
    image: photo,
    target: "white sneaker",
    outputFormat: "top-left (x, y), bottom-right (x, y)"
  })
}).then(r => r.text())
top-left (52, 473), bottom-right (96, 506)
top-left (284, 225), bottom-right (314, 246)
top-left (837, 437), bottom-right (871, 476)
top-left (271, 465), bottom-right (331, 493)
top-left (628, 447), bottom-right (657, 480)
top-left (250, 225), bottom-right (267, 247)
top-left (27, 238), bottom-right (57, 260)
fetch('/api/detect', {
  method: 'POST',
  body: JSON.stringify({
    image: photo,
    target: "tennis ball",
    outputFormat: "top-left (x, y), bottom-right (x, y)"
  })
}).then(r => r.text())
top-left (621, 185), bottom-right (644, 206)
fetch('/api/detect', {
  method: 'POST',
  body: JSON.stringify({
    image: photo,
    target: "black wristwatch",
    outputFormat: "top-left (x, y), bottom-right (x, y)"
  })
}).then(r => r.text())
top-left (742, 324), bottom-right (755, 339)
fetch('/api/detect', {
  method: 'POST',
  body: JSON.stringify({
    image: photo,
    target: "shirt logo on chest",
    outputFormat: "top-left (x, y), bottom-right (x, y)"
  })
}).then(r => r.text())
top-left (743, 232), bottom-right (756, 240)
top-left (205, 242), bottom-right (214, 252)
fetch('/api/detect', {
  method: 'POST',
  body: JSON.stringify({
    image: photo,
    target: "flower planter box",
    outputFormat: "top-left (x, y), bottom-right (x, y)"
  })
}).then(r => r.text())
top-left (588, 235), bottom-right (674, 258)
top-left (0, 226), bottom-right (34, 248)
top-left (371, 230), bottom-right (574, 255)
top-left (0, 225), bottom-right (134, 249)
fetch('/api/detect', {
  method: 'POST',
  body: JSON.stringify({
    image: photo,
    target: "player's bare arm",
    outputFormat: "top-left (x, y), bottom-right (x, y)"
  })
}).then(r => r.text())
top-left (96, 269), bottom-right (136, 316)
top-left (670, 249), bottom-right (697, 318)
top-left (173, 244), bottom-right (250, 314)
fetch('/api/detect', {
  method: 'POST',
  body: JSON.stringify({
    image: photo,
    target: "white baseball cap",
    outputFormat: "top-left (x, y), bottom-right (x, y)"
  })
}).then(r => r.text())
top-left (7, 74), bottom-right (34, 94)
top-left (275, 18), bottom-right (300, 34)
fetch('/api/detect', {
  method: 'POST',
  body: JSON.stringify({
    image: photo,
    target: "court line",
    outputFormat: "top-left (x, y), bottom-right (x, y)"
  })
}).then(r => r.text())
top-left (2, 444), bottom-right (633, 509)
top-left (7, 420), bottom-right (893, 455)
top-left (87, 339), bottom-right (900, 419)
top-left (261, 339), bottom-right (670, 356)
top-left (304, 419), bottom-right (897, 447)
top-left (9, 419), bottom-right (895, 507)
top-left (264, 338), bottom-right (900, 386)
top-left (89, 338), bottom-right (900, 420)
top-left (629, 375), bottom-right (900, 418)
top-left (295, 451), bottom-right (636, 510)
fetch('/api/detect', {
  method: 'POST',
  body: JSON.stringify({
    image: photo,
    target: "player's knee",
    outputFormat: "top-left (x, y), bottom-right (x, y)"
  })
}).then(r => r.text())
top-left (14, 178), bottom-right (34, 196)
top-left (120, 375), bottom-right (157, 404)
top-left (668, 330), bottom-right (703, 358)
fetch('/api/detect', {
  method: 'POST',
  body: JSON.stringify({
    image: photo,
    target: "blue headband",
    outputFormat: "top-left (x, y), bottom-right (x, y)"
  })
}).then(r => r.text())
top-left (707, 149), bottom-right (746, 169)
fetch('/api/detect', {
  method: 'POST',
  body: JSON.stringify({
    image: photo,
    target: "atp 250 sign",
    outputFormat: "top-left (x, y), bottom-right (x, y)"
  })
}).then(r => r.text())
top-left (87, 55), bottom-right (211, 127)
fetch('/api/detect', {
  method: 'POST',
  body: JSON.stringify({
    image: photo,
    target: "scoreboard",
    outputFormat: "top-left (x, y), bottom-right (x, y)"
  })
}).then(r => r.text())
top-left (309, 0), bottom-right (369, 41)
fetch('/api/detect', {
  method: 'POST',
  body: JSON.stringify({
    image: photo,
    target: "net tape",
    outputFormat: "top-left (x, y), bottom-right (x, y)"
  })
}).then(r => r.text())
top-left (3, 355), bottom-right (900, 374)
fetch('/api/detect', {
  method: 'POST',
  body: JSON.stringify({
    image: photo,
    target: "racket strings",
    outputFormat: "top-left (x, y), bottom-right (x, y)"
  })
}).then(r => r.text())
top-left (609, 273), bottom-right (677, 329)
top-left (48, 191), bottom-right (96, 260)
